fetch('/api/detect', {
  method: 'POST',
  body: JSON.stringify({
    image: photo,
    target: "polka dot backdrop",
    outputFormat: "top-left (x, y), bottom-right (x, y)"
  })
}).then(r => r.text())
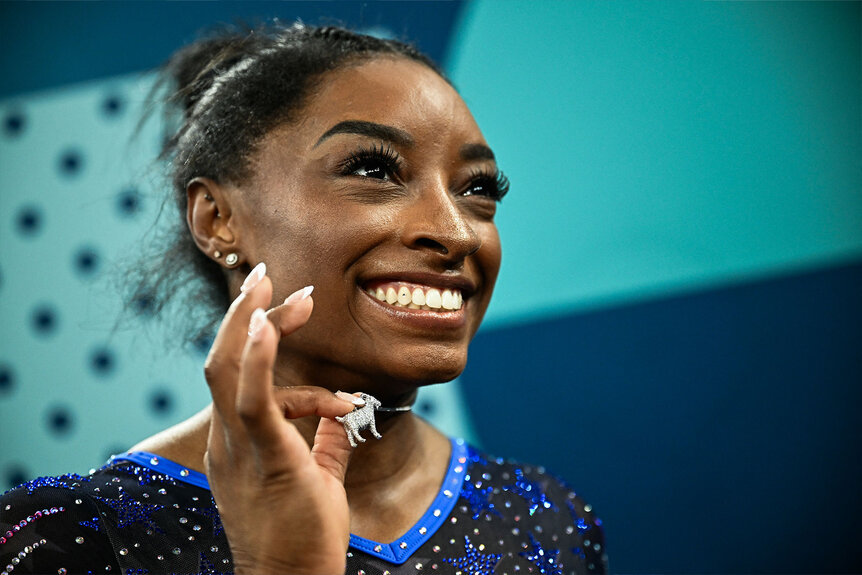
top-left (0, 74), bottom-right (475, 489)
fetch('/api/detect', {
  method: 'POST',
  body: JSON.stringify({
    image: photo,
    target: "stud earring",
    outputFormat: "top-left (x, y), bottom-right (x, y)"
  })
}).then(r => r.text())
top-left (213, 250), bottom-right (222, 259)
top-left (225, 253), bottom-right (239, 267)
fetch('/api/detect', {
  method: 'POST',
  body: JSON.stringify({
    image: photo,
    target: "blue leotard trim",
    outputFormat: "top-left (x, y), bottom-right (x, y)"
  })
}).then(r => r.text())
top-left (111, 437), bottom-right (468, 565)
top-left (347, 438), bottom-right (468, 563)
top-left (112, 451), bottom-right (210, 490)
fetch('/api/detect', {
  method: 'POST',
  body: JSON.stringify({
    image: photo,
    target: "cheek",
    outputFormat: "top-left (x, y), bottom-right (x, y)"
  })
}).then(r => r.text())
top-left (255, 198), bottom-right (396, 285)
top-left (478, 225), bottom-right (502, 288)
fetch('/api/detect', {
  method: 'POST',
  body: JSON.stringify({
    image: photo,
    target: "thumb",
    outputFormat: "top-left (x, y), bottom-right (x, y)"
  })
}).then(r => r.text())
top-left (310, 417), bottom-right (354, 484)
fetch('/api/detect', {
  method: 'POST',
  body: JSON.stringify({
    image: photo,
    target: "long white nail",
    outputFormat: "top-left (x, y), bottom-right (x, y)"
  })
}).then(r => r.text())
top-left (284, 285), bottom-right (314, 305)
top-left (248, 308), bottom-right (268, 340)
top-left (241, 262), bottom-right (267, 294)
top-left (336, 391), bottom-right (365, 406)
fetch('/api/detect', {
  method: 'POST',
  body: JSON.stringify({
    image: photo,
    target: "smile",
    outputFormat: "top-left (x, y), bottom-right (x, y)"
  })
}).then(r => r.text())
top-left (364, 281), bottom-right (463, 312)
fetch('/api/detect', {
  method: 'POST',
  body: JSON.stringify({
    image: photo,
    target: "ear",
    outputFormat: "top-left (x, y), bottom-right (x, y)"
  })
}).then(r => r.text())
top-left (187, 177), bottom-right (240, 266)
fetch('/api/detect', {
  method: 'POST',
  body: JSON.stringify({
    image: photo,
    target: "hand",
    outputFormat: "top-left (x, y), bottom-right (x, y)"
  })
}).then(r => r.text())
top-left (203, 263), bottom-right (361, 575)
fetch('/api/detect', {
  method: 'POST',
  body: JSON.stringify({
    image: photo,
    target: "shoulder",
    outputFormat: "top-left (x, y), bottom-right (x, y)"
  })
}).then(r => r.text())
top-left (0, 457), bottom-right (219, 575)
top-left (0, 469), bottom-right (119, 573)
top-left (462, 444), bottom-right (609, 574)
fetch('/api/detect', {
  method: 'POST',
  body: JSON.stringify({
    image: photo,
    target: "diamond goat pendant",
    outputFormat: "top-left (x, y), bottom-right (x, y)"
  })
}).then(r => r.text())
top-left (336, 393), bottom-right (383, 447)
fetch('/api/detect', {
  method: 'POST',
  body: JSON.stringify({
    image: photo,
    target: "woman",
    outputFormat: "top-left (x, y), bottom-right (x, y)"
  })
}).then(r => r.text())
top-left (0, 24), bottom-right (606, 575)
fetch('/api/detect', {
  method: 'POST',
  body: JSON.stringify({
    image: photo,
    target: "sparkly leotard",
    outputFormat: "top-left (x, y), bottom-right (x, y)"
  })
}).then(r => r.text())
top-left (0, 439), bottom-right (607, 574)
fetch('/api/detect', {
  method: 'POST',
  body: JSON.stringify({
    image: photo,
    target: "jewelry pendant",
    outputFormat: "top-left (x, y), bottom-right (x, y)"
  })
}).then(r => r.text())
top-left (336, 393), bottom-right (383, 447)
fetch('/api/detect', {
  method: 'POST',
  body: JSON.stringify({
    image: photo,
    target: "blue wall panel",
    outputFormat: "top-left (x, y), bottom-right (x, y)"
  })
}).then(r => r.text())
top-left (461, 260), bottom-right (862, 572)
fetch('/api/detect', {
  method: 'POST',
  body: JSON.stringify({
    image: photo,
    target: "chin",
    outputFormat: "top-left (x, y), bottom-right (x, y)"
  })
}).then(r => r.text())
top-left (383, 347), bottom-right (468, 386)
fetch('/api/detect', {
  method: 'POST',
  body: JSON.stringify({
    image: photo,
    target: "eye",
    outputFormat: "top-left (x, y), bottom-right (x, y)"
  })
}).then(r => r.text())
top-left (462, 169), bottom-right (510, 202)
top-left (340, 143), bottom-right (402, 181)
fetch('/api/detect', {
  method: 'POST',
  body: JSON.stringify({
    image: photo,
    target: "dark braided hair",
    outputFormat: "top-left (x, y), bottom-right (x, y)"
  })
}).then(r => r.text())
top-left (127, 22), bottom-right (446, 348)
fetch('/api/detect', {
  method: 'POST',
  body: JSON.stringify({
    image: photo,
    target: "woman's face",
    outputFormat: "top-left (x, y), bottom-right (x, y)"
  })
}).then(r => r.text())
top-left (230, 56), bottom-right (503, 397)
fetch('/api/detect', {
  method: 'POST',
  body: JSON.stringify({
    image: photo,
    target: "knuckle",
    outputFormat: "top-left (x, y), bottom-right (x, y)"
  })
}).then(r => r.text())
top-left (203, 355), bottom-right (241, 385)
top-left (235, 394), bottom-right (266, 423)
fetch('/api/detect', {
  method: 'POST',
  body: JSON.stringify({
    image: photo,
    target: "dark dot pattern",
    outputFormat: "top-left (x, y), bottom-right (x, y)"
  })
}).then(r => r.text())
top-left (0, 364), bottom-right (14, 396)
top-left (419, 400), bottom-right (436, 415)
top-left (116, 187), bottom-right (142, 217)
top-left (16, 205), bottom-right (43, 236)
top-left (193, 334), bottom-right (214, 357)
top-left (4, 465), bottom-right (29, 490)
top-left (58, 148), bottom-right (84, 176)
top-left (4, 110), bottom-right (26, 137)
top-left (102, 94), bottom-right (124, 117)
top-left (132, 293), bottom-right (156, 316)
top-left (74, 246), bottom-right (101, 277)
top-left (46, 405), bottom-right (74, 436)
top-left (149, 389), bottom-right (174, 416)
top-left (89, 347), bottom-right (116, 377)
top-left (30, 304), bottom-right (59, 336)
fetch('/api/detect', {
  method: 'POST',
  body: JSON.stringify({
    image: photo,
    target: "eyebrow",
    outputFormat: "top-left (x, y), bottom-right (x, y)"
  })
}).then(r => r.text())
top-left (460, 143), bottom-right (496, 162)
top-left (314, 120), bottom-right (414, 148)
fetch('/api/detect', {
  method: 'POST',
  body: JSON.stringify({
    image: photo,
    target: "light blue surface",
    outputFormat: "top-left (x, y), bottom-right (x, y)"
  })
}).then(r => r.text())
top-left (0, 75), bottom-right (210, 477)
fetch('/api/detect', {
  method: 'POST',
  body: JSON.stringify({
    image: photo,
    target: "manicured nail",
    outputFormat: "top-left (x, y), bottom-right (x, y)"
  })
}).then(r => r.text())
top-left (248, 308), bottom-right (268, 340)
top-left (335, 391), bottom-right (365, 406)
top-left (284, 285), bottom-right (314, 305)
top-left (241, 262), bottom-right (267, 294)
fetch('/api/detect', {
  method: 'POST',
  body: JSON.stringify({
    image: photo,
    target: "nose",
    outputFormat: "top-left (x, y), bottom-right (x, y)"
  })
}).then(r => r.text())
top-left (401, 179), bottom-right (481, 262)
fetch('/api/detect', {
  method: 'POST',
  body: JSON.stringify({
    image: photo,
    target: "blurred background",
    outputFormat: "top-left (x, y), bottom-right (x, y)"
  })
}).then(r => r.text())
top-left (0, 1), bottom-right (859, 572)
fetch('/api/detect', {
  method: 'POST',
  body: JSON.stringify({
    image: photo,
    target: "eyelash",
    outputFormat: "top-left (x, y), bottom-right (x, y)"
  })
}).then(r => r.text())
top-left (464, 168), bottom-right (510, 202)
top-left (339, 144), bottom-right (402, 180)
top-left (339, 144), bottom-right (510, 203)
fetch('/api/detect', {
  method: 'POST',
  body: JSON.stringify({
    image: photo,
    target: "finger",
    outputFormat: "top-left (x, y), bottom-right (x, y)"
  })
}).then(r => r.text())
top-left (265, 285), bottom-right (315, 337)
top-left (311, 416), bottom-right (355, 484)
top-left (204, 263), bottom-right (271, 420)
top-left (235, 307), bottom-right (316, 470)
top-left (273, 387), bottom-right (363, 419)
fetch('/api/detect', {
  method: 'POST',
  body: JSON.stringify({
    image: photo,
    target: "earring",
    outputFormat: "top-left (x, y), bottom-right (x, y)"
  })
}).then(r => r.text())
top-left (213, 250), bottom-right (222, 259)
top-left (225, 253), bottom-right (239, 267)
top-left (204, 193), bottom-right (214, 201)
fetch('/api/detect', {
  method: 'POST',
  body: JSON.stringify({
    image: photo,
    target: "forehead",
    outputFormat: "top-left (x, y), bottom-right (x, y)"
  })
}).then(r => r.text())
top-left (293, 56), bottom-right (485, 147)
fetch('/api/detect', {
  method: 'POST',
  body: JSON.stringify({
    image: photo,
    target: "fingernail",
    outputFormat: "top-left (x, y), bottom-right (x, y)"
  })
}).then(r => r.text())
top-left (284, 285), bottom-right (314, 305)
top-left (241, 262), bottom-right (267, 294)
top-left (248, 308), bottom-right (268, 340)
top-left (335, 391), bottom-right (365, 406)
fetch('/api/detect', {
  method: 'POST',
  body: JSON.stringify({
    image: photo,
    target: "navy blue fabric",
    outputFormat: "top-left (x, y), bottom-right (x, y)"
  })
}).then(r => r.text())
top-left (462, 259), bottom-right (862, 573)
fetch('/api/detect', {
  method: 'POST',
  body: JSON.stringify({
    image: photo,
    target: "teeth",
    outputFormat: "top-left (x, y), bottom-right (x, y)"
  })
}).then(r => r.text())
top-left (411, 288), bottom-right (426, 306)
top-left (397, 286), bottom-right (411, 306)
top-left (367, 283), bottom-right (463, 312)
top-left (441, 289), bottom-right (454, 310)
top-left (426, 288), bottom-right (442, 309)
